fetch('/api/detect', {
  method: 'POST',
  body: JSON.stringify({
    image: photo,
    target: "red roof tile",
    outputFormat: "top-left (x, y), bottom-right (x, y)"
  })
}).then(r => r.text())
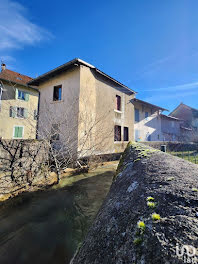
top-left (0, 69), bottom-right (32, 86)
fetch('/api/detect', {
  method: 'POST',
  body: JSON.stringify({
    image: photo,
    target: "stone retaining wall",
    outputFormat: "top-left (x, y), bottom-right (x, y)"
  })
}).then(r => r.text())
top-left (0, 139), bottom-right (55, 199)
top-left (142, 141), bottom-right (198, 151)
top-left (71, 142), bottom-right (198, 264)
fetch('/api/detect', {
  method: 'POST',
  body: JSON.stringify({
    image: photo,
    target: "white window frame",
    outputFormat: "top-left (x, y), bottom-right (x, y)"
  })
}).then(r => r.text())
top-left (13, 126), bottom-right (24, 139)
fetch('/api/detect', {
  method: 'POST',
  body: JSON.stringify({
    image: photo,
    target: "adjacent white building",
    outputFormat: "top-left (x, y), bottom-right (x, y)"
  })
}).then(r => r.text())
top-left (132, 98), bottom-right (166, 142)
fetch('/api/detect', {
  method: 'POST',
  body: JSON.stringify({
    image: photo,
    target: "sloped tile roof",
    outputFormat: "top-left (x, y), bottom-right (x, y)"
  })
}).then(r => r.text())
top-left (0, 69), bottom-right (32, 86)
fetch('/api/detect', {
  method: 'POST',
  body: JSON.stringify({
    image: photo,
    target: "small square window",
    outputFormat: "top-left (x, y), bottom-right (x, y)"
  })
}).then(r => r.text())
top-left (145, 112), bottom-right (149, 120)
top-left (17, 107), bottom-right (24, 117)
top-left (14, 126), bottom-right (23, 138)
top-left (116, 95), bottom-right (121, 111)
top-left (53, 85), bottom-right (62, 101)
top-left (124, 127), bottom-right (129, 141)
top-left (114, 125), bottom-right (121, 141)
top-left (135, 108), bottom-right (139, 122)
top-left (18, 90), bottom-right (26, 100)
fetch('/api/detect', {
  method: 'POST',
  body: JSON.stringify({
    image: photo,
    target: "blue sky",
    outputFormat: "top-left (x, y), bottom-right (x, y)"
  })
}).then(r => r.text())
top-left (1, 0), bottom-right (198, 112)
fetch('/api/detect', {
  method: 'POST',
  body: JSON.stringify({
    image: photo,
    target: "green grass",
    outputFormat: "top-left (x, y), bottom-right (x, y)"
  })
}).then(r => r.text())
top-left (168, 151), bottom-right (198, 164)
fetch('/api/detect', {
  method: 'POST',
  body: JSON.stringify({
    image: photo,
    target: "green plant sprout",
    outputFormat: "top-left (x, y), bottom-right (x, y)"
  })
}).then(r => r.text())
top-left (151, 213), bottom-right (161, 221)
top-left (133, 237), bottom-right (143, 245)
top-left (146, 196), bottom-right (154, 201)
top-left (147, 201), bottom-right (156, 208)
top-left (137, 221), bottom-right (146, 231)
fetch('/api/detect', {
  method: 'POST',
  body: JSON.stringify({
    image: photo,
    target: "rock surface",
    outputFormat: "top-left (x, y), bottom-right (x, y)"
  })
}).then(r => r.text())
top-left (71, 142), bottom-right (198, 264)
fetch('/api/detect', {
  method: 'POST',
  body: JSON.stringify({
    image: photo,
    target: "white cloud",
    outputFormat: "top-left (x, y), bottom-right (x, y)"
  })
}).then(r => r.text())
top-left (0, 55), bottom-right (15, 62)
top-left (0, 0), bottom-right (52, 51)
top-left (133, 54), bottom-right (176, 80)
top-left (143, 81), bottom-right (198, 92)
top-left (144, 90), bottom-right (198, 104)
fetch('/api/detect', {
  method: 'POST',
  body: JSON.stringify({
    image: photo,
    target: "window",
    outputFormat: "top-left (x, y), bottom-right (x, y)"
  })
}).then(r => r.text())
top-left (51, 124), bottom-right (60, 140)
top-left (34, 110), bottom-right (37, 120)
top-left (171, 121), bottom-right (175, 128)
top-left (53, 85), bottom-right (62, 101)
top-left (10, 106), bottom-right (27, 118)
top-left (17, 89), bottom-right (29, 101)
top-left (135, 108), bottom-right (139, 122)
top-left (145, 112), bottom-right (149, 120)
top-left (114, 125), bottom-right (121, 141)
top-left (13, 126), bottom-right (23, 138)
top-left (17, 107), bottom-right (24, 117)
top-left (124, 127), bottom-right (129, 141)
top-left (116, 95), bottom-right (121, 111)
top-left (147, 135), bottom-right (151, 141)
top-left (135, 129), bottom-right (140, 141)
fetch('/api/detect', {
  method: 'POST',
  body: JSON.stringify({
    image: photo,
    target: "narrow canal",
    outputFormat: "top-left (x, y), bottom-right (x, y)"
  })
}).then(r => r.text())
top-left (0, 161), bottom-right (118, 264)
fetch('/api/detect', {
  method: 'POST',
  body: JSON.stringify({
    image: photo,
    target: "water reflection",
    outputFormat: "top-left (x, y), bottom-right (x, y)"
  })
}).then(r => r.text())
top-left (0, 162), bottom-right (117, 264)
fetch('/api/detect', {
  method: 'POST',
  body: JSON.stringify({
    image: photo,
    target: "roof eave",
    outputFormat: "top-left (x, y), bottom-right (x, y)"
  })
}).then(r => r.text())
top-left (132, 98), bottom-right (168, 111)
top-left (28, 58), bottom-right (136, 95)
top-left (0, 77), bottom-right (39, 91)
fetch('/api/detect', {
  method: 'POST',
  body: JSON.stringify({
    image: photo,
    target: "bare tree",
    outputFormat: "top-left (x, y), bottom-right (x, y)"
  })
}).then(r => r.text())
top-left (0, 78), bottom-right (114, 196)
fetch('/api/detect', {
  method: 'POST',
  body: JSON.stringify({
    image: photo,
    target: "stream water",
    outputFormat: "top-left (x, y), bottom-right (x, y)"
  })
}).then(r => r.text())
top-left (0, 162), bottom-right (117, 264)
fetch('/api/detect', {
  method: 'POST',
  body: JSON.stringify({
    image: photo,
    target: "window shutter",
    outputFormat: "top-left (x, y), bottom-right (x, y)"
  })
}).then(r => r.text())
top-left (14, 127), bottom-right (19, 138)
top-left (34, 110), bottom-right (37, 120)
top-left (15, 88), bottom-right (18, 99)
top-left (18, 127), bottom-right (23, 138)
top-left (25, 93), bottom-right (29, 101)
top-left (10, 106), bottom-right (13, 117)
top-left (10, 106), bottom-right (16, 117)
top-left (13, 107), bottom-right (17, 117)
top-left (24, 108), bottom-right (28, 119)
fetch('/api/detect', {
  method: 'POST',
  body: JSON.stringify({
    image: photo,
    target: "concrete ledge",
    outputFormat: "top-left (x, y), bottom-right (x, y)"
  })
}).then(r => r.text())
top-left (142, 141), bottom-right (198, 151)
top-left (71, 142), bottom-right (198, 264)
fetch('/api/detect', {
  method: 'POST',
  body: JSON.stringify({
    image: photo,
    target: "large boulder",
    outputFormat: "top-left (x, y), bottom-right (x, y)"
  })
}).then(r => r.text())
top-left (71, 142), bottom-right (198, 264)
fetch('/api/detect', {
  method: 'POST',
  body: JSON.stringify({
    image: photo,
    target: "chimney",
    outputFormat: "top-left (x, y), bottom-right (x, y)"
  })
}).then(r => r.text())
top-left (1, 63), bottom-right (6, 71)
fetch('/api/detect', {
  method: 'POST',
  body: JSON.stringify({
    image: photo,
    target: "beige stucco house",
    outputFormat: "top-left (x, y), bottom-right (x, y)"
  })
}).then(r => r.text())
top-left (0, 64), bottom-right (39, 139)
top-left (29, 58), bottom-right (136, 156)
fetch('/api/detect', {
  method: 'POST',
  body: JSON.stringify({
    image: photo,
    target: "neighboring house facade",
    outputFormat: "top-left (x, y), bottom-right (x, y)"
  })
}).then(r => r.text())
top-left (132, 98), bottom-right (166, 142)
top-left (160, 114), bottom-right (182, 141)
top-left (28, 58), bottom-right (135, 156)
top-left (0, 63), bottom-right (39, 139)
top-left (170, 103), bottom-right (198, 142)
